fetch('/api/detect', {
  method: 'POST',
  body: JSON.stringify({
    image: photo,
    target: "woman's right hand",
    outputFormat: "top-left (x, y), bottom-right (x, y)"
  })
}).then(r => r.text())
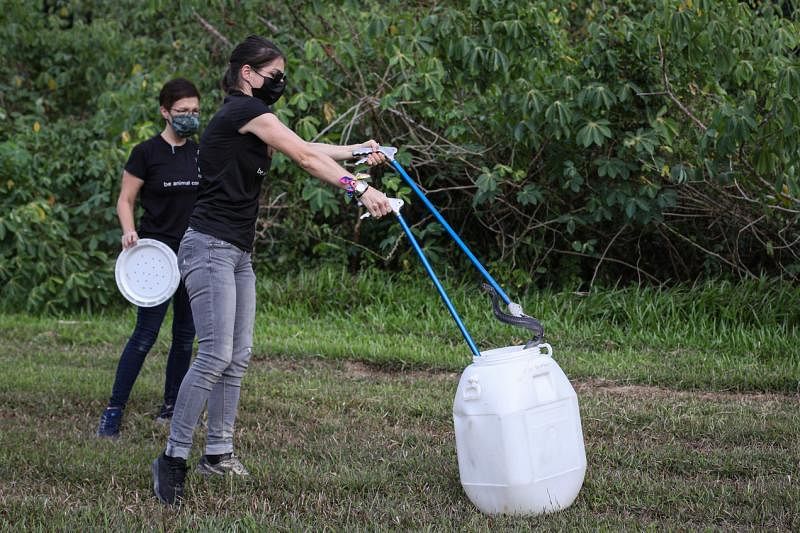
top-left (359, 187), bottom-right (393, 219)
top-left (121, 230), bottom-right (139, 249)
top-left (352, 140), bottom-right (386, 166)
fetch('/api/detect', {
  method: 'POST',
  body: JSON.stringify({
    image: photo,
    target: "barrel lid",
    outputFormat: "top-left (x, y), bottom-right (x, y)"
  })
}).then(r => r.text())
top-left (114, 238), bottom-right (179, 307)
top-left (474, 343), bottom-right (553, 365)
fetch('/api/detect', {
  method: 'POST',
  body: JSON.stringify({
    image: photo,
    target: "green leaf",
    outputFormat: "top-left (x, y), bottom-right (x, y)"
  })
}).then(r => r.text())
top-left (670, 163), bottom-right (689, 184)
top-left (288, 92), bottom-right (310, 112)
top-left (625, 199), bottom-right (637, 219)
top-left (733, 60), bottom-right (754, 85)
top-left (576, 119), bottom-right (612, 147)
top-left (301, 180), bottom-right (339, 217)
top-left (545, 100), bottom-right (573, 128)
top-left (303, 39), bottom-right (325, 61)
top-left (624, 129), bottom-right (658, 155)
top-left (595, 157), bottom-right (631, 180)
top-left (473, 169), bottom-right (499, 206)
top-left (516, 185), bottom-right (543, 206)
top-left (562, 161), bottom-right (584, 192)
top-left (294, 116), bottom-right (320, 140)
top-left (578, 84), bottom-right (617, 110)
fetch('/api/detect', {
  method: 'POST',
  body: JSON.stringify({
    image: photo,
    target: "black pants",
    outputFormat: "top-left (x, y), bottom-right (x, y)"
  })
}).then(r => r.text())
top-left (108, 281), bottom-right (195, 409)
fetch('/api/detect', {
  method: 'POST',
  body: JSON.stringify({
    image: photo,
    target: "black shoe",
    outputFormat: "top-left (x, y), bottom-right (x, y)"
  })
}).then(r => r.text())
top-left (152, 452), bottom-right (187, 505)
top-left (155, 403), bottom-right (174, 424)
top-left (96, 406), bottom-right (123, 438)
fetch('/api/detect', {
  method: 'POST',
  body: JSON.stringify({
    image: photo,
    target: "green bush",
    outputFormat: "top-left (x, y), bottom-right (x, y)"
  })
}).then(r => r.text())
top-left (263, 0), bottom-right (800, 284)
top-left (2, 0), bottom-right (799, 313)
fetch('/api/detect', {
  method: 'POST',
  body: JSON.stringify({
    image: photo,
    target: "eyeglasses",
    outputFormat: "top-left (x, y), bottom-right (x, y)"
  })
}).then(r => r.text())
top-left (254, 70), bottom-right (286, 84)
top-left (170, 107), bottom-right (200, 115)
top-left (268, 71), bottom-right (286, 84)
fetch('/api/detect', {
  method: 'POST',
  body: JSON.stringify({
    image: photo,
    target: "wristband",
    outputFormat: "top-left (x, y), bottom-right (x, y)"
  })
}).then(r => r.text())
top-left (340, 174), bottom-right (370, 198)
top-left (355, 183), bottom-right (370, 199)
top-left (339, 176), bottom-right (356, 197)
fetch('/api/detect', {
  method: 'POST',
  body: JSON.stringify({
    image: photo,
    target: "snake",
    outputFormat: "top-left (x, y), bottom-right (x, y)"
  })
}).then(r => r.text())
top-left (482, 283), bottom-right (544, 349)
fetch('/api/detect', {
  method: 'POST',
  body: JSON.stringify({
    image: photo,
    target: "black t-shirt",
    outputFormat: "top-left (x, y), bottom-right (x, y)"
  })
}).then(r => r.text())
top-left (124, 135), bottom-right (199, 251)
top-left (189, 91), bottom-right (272, 252)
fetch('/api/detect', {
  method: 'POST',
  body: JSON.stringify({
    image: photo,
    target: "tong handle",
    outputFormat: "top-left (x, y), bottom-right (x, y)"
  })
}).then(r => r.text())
top-left (352, 146), bottom-right (398, 164)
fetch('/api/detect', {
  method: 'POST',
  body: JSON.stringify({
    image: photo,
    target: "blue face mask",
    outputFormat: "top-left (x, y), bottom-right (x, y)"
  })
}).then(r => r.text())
top-left (170, 113), bottom-right (200, 138)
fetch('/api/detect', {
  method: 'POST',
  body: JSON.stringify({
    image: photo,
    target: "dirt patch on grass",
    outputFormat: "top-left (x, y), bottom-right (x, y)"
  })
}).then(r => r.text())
top-left (341, 360), bottom-right (459, 382)
top-left (255, 355), bottom-right (459, 383)
top-left (574, 378), bottom-right (800, 403)
top-left (256, 355), bottom-right (798, 403)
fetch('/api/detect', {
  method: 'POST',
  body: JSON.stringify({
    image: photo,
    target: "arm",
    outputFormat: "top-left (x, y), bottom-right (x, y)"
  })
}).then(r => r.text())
top-left (117, 170), bottom-right (144, 249)
top-left (308, 140), bottom-right (384, 164)
top-left (240, 114), bottom-right (392, 217)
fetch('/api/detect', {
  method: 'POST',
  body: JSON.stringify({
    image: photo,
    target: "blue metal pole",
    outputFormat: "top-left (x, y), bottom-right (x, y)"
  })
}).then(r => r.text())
top-left (395, 211), bottom-right (481, 357)
top-left (389, 159), bottom-right (512, 306)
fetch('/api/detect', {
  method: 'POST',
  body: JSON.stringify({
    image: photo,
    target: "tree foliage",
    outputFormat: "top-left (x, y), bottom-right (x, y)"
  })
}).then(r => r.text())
top-left (2, 0), bottom-right (799, 313)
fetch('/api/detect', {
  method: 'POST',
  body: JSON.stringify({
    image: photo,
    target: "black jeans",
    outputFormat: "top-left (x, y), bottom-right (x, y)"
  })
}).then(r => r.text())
top-left (108, 281), bottom-right (195, 409)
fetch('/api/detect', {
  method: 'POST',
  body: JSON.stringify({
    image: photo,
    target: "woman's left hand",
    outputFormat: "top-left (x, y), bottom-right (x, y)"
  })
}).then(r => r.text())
top-left (355, 140), bottom-right (386, 166)
top-left (359, 186), bottom-right (393, 219)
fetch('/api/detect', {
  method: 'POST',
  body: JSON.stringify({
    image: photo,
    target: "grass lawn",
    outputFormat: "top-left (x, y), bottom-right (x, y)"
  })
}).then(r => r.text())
top-left (1, 271), bottom-right (798, 529)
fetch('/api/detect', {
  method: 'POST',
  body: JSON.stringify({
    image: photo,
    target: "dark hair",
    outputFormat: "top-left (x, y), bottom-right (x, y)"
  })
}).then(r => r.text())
top-left (222, 35), bottom-right (285, 94)
top-left (159, 78), bottom-right (200, 109)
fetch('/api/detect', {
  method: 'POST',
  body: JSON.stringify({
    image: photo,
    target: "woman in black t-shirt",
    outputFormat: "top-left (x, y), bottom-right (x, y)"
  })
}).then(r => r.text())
top-left (96, 79), bottom-right (201, 438)
top-left (151, 36), bottom-right (392, 505)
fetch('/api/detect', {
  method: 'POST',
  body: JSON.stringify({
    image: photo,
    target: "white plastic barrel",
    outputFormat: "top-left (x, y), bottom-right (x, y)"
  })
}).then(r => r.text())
top-left (452, 343), bottom-right (586, 515)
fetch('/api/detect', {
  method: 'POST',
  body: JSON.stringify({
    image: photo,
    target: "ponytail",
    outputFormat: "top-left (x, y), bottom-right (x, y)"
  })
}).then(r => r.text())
top-left (221, 64), bottom-right (239, 93)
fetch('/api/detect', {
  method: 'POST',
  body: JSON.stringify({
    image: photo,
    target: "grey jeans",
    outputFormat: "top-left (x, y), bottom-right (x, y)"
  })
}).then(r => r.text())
top-left (166, 227), bottom-right (256, 459)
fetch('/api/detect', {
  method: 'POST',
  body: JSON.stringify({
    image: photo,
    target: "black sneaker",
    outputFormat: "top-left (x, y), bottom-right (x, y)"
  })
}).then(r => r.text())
top-left (152, 452), bottom-right (188, 505)
top-left (96, 406), bottom-right (123, 438)
top-left (155, 403), bottom-right (174, 424)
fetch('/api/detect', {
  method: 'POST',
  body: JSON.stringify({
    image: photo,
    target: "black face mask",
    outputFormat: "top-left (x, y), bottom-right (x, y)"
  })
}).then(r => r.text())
top-left (251, 70), bottom-right (286, 105)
